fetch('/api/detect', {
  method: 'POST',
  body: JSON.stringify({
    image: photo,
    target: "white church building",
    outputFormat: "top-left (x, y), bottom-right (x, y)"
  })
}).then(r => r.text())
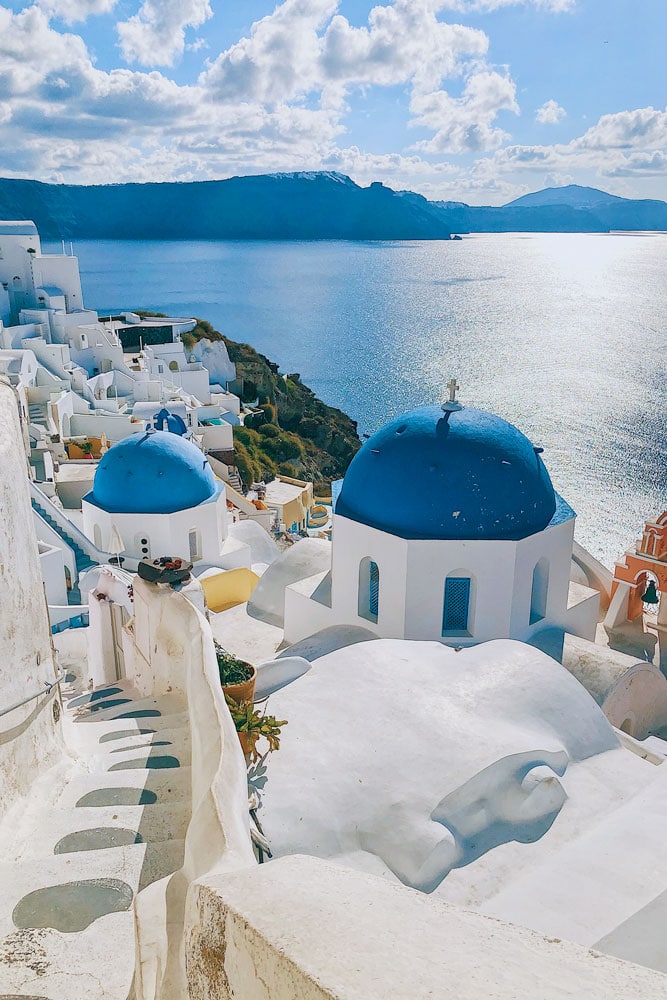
top-left (283, 388), bottom-right (599, 648)
top-left (82, 428), bottom-right (250, 569)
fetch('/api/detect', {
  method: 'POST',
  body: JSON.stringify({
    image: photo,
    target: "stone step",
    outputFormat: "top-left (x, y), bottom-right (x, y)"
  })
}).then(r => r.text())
top-left (2, 801), bottom-right (190, 862)
top-left (89, 739), bottom-right (192, 771)
top-left (0, 841), bottom-right (177, 939)
top-left (0, 840), bottom-right (184, 1000)
top-left (94, 724), bottom-right (191, 755)
top-left (53, 765), bottom-right (192, 810)
top-left (66, 694), bottom-right (188, 728)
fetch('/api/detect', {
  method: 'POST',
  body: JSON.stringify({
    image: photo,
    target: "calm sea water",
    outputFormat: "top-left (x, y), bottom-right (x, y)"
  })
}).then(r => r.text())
top-left (45, 233), bottom-right (667, 569)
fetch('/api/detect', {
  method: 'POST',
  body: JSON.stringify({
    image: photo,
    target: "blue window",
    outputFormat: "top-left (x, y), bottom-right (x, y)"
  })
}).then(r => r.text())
top-left (443, 577), bottom-right (471, 633)
top-left (369, 561), bottom-right (379, 618)
top-left (358, 557), bottom-right (380, 623)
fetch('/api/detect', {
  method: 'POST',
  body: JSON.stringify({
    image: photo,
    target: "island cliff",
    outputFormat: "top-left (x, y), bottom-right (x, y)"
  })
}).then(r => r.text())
top-left (183, 318), bottom-right (361, 492)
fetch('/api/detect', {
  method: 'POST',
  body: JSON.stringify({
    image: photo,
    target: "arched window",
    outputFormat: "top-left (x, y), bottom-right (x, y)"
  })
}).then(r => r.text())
top-left (358, 557), bottom-right (380, 623)
top-left (188, 528), bottom-right (202, 562)
top-left (442, 575), bottom-right (471, 634)
top-left (530, 558), bottom-right (549, 624)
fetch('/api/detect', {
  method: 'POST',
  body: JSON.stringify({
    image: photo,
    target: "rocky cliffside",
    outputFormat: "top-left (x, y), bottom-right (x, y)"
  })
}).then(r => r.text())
top-left (186, 319), bottom-right (361, 492)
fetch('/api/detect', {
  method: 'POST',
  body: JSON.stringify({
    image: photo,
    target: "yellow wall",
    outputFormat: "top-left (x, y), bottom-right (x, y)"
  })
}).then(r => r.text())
top-left (201, 567), bottom-right (260, 613)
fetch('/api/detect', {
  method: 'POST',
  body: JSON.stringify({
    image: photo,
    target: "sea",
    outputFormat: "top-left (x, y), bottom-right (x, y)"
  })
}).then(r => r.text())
top-left (44, 232), bottom-right (667, 570)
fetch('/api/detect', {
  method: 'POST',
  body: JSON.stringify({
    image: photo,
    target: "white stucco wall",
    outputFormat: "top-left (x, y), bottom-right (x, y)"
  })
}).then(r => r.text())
top-left (83, 489), bottom-right (228, 564)
top-left (285, 513), bottom-right (598, 650)
top-left (0, 379), bottom-right (63, 819)
top-left (129, 575), bottom-right (256, 999)
top-left (186, 856), bottom-right (667, 1000)
top-left (39, 541), bottom-right (68, 607)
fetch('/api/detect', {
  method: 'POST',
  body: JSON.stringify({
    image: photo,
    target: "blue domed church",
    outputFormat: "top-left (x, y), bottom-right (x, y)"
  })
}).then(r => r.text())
top-left (283, 389), bottom-right (599, 649)
top-left (82, 430), bottom-right (232, 567)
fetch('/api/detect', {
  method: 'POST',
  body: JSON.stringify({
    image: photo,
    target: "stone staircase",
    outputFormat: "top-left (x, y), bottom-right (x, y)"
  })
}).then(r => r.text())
top-left (0, 674), bottom-right (192, 999)
top-left (31, 497), bottom-right (97, 605)
top-left (28, 401), bottom-right (48, 425)
top-left (226, 469), bottom-right (243, 493)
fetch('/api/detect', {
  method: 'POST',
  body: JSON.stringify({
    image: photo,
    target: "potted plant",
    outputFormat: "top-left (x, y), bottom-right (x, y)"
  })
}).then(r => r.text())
top-left (80, 440), bottom-right (93, 459)
top-left (215, 641), bottom-right (256, 705)
top-left (225, 694), bottom-right (287, 764)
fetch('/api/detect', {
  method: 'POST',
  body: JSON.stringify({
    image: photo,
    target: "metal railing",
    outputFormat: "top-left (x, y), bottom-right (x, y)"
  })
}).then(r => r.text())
top-left (0, 666), bottom-right (65, 719)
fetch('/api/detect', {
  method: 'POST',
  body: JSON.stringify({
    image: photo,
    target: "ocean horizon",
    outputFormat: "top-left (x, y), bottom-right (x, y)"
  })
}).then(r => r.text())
top-left (46, 231), bottom-right (667, 570)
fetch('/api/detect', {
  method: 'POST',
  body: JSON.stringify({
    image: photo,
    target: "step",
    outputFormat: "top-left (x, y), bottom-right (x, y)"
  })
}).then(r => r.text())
top-left (66, 692), bottom-right (187, 723)
top-left (3, 801), bottom-right (190, 862)
top-left (0, 840), bottom-right (185, 1000)
top-left (0, 839), bottom-right (187, 920)
top-left (94, 725), bottom-right (191, 755)
top-left (53, 765), bottom-right (192, 810)
top-left (0, 915), bottom-right (136, 999)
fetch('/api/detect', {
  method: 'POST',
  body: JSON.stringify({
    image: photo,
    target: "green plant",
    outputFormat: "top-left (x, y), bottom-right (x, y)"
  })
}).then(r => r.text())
top-left (80, 440), bottom-right (93, 455)
top-left (225, 694), bottom-right (287, 763)
top-left (215, 641), bottom-right (254, 686)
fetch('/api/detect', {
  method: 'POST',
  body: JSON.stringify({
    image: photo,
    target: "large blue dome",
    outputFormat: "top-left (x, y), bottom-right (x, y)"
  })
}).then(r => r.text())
top-left (88, 431), bottom-right (217, 514)
top-left (337, 405), bottom-right (556, 541)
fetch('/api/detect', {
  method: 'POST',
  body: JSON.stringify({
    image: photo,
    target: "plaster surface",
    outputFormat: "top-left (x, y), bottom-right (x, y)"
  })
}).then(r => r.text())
top-left (187, 856), bottom-right (667, 1000)
top-left (257, 636), bottom-right (667, 965)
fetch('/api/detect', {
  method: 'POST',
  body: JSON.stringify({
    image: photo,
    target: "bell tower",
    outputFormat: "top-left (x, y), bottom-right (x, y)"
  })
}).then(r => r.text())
top-left (604, 511), bottom-right (667, 672)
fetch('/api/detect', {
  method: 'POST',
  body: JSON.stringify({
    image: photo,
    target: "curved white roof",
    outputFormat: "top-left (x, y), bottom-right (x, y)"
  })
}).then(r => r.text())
top-left (0, 221), bottom-right (38, 236)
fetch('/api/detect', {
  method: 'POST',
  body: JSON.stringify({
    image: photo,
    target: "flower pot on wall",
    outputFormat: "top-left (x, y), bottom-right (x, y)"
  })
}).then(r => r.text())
top-left (222, 664), bottom-right (257, 706)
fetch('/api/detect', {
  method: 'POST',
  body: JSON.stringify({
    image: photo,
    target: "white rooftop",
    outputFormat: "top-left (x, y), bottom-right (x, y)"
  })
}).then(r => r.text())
top-left (263, 478), bottom-right (308, 506)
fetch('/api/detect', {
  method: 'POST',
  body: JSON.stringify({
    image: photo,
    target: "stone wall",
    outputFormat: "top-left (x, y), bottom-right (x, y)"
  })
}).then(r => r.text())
top-left (0, 378), bottom-right (62, 819)
top-left (186, 855), bottom-right (667, 999)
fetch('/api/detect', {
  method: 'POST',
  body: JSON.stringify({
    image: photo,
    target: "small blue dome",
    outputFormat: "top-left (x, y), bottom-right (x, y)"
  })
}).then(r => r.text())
top-left (88, 431), bottom-right (216, 514)
top-left (337, 405), bottom-right (556, 541)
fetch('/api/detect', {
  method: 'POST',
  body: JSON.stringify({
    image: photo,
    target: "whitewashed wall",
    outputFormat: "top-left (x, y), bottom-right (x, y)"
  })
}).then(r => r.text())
top-left (83, 489), bottom-right (228, 564)
top-left (0, 379), bottom-right (63, 818)
top-left (285, 512), bottom-right (598, 649)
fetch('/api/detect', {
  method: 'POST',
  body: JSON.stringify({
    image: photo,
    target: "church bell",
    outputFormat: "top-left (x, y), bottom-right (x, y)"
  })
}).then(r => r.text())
top-left (642, 580), bottom-right (659, 605)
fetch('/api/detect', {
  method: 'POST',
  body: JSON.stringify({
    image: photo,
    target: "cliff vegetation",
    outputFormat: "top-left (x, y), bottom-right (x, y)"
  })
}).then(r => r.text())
top-left (186, 319), bottom-right (361, 494)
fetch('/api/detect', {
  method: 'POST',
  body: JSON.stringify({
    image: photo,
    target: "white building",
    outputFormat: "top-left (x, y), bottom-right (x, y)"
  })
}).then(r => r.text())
top-left (283, 395), bottom-right (599, 649)
top-left (0, 221), bottom-right (84, 326)
top-left (82, 428), bottom-right (250, 569)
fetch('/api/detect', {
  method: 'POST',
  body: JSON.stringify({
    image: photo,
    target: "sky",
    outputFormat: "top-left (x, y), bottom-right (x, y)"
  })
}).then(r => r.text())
top-left (0, 0), bottom-right (666, 204)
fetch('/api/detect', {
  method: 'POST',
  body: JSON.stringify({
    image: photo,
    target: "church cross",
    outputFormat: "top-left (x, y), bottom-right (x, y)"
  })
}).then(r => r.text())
top-left (447, 378), bottom-right (460, 403)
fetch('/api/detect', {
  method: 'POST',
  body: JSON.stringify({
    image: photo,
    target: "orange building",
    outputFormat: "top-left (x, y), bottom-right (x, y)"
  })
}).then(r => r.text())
top-left (606, 513), bottom-right (667, 644)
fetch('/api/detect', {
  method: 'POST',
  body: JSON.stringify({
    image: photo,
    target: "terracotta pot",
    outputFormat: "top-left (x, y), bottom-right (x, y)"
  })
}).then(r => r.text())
top-left (237, 729), bottom-right (256, 764)
top-left (222, 663), bottom-right (257, 706)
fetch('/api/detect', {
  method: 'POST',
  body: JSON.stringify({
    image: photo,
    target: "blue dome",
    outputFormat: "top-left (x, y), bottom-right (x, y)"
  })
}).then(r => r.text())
top-left (88, 431), bottom-right (217, 514)
top-left (337, 405), bottom-right (556, 541)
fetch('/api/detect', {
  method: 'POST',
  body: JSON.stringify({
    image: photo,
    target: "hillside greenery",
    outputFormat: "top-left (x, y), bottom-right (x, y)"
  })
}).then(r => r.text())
top-left (184, 319), bottom-right (361, 494)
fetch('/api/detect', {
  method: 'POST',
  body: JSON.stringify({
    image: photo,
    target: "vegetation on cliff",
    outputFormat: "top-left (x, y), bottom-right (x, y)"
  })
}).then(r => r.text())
top-left (184, 319), bottom-right (361, 493)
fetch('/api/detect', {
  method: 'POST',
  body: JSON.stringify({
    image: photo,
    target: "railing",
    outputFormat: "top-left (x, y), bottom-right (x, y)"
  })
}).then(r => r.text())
top-left (49, 604), bottom-right (90, 632)
top-left (0, 666), bottom-right (66, 719)
top-left (29, 481), bottom-right (112, 564)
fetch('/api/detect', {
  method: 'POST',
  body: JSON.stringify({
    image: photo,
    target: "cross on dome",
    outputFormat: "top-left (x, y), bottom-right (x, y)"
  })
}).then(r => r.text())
top-left (442, 376), bottom-right (463, 413)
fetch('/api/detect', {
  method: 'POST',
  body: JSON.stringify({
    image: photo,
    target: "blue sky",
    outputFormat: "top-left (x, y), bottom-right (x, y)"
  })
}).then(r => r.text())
top-left (0, 0), bottom-right (665, 203)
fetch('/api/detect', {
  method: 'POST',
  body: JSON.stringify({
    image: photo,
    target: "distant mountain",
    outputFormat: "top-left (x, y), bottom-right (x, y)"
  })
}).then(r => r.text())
top-left (0, 173), bottom-right (451, 241)
top-left (1, 174), bottom-right (665, 239)
top-left (505, 185), bottom-right (625, 209)
top-left (437, 184), bottom-right (667, 234)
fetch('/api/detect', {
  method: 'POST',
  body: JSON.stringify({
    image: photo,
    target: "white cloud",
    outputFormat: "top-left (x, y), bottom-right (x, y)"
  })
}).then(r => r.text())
top-left (577, 106), bottom-right (667, 150)
top-left (203, 0), bottom-right (337, 103)
top-left (536, 99), bottom-right (565, 124)
top-left (442, 0), bottom-right (575, 10)
top-left (36, 0), bottom-right (117, 24)
top-left (412, 70), bottom-right (518, 153)
top-left (602, 150), bottom-right (667, 177)
top-left (2, 0), bottom-right (663, 205)
top-left (117, 0), bottom-right (213, 67)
